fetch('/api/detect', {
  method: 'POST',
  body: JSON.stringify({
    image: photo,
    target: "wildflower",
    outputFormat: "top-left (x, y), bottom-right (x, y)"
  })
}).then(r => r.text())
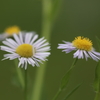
top-left (0, 26), bottom-right (20, 40)
top-left (58, 36), bottom-right (100, 61)
top-left (0, 32), bottom-right (50, 69)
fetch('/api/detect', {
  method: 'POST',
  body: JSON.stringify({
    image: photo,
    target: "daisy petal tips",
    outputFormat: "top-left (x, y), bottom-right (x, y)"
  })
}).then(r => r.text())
top-left (58, 36), bottom-right (100, 61)
top-left (0, 32), bottom-right (51, 69)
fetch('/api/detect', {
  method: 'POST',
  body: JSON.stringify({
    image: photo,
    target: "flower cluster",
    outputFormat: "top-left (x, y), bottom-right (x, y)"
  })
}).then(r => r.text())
top-left (0, 26), bottom-right (100, 69)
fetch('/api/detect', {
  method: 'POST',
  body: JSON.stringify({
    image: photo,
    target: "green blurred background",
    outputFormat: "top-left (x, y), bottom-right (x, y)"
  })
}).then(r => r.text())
top-left (0, 0), bottom-right (100, 100)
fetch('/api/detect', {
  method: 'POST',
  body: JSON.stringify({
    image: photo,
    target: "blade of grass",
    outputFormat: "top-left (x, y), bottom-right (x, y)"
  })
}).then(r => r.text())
top-left (63, 82), bottom-right (82, 100)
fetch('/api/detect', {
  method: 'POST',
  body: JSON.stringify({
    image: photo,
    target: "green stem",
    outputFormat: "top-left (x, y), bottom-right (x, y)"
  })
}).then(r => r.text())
top-left (14, 59), bottom-right (25, 89)
top-left (31, 63), bottom-right (47, 100)
top-left (42, 0), bottom-right (52, 39)
top-left (52, 89), bottom-right (62, 100)
top-left (31, 0), bottom-right (52, 100)
top-left (70, 58), bottom-right (78, 70)
top-left (93, 62), bottom-right (100, 100)
top-left (25, 70), bottom-right (27, 100)
top-left (94, 92), bottom-right (100, 100)
top-left (52, 58), bottom-right (78, 100)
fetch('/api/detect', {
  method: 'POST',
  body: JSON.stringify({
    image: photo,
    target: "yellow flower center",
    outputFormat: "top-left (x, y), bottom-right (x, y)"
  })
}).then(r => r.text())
top-left (72, 36), bottom-right (93, 51)
top-left (4, 26), bottom-right (20, 35)
top-left (16, 44), bottom-right (34, 58)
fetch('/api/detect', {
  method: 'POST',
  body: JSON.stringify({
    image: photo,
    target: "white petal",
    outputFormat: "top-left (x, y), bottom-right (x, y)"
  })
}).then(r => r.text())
top-left (83, 51), bottom-right (90, 61)
top-left (35, 52), bottom-right (50, 57)
top-left (58, 44), bottom-right (69, 49)
top-left (58, 42), bottom-right (76, 53)
top-left (24, 58), bottom-right (27, 69)
top-left (13, 34), bottom-right (21, 45)
top-left (5, 38), bottom-right (18, 47)
top-left (18, 58), bottom-right (24, 67)
top-left (34, 39), bottom-right (46, 48)
top-left (30, 34), bottom-right (38, 44)
top-left (19, 33), bottom-right (23, 44)
top-left (25, 33), bottom-right (33, 44)
top-left (27, 58), bottom-right (35, 66)
top-left (62, 48), bottom-right (76, 53)
top-left (91, 51), bottom-right (100, 56)
top-left (37, 42), bottom-right (49, 49)
top-left (73, 50), bottom-right (80, 58)
top-left (36, 46), bottom-right (50, 52)
top-left (1, 46), bottom-right (15, 53)
top-left (0, 33), bottom-right (8, 41)
top-left (78, 50), bottom-right (84, 59)
top-left (32, 57), bottom-right (40, 67)
top-left (33, 37), bottom-right (44, 46)
top-left (58, 42), bottom-right (73, 49)
top-left (4, 53), bottom-right (19, 60)
top-left (2, 41), bottom-right (16, 49)
top-left (88, 52), bottom-right (99, 61)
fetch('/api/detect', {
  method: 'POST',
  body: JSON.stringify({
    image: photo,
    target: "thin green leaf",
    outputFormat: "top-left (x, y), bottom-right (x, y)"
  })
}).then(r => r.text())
top-left (14, 59), bottom-right (25, 89)
top-left (63, 82), bottom-right (82, 100)
top-left (93, 61), bottom-right (100, 92)
top-left (60, 68), bottom-right (72, 90)
top-left (60, 59), bottom-right (78, 90)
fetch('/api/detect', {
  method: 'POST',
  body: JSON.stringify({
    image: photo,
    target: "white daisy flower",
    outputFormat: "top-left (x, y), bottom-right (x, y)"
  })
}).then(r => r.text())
top-left (58, 36), bottom-right (100, 61)
top-left (0, 26), bottom-right (21, 41)
top-left (0, 32), bottom-right (50, 69)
